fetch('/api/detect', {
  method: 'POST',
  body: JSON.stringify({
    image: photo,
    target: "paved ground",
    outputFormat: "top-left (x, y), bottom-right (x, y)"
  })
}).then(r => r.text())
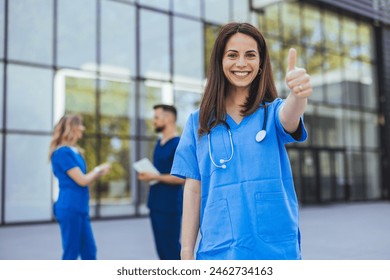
top-left (0, 202), bottom-right (389, 260)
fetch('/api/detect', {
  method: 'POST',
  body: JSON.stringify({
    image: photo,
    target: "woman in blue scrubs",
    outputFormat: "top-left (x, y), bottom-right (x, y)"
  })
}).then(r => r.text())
top-left (171, 22), bottom-right (313, 260)
top-left (49, 114), bottom-right (111, 260)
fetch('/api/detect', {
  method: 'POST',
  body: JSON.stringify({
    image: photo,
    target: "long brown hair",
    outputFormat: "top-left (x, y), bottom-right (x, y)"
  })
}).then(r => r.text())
top-left (198, 22), bottom-right (278, 136)
top-left (48, 114), bottom-right (84, 160)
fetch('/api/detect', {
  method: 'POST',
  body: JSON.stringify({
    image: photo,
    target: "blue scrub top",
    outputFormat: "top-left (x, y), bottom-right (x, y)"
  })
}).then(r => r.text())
top-left (171, 98), bottom-right (307, 260)
top-left (51, 146), bottom-right (90, 214)
top-left (148, 137), bottom-right (183, 213)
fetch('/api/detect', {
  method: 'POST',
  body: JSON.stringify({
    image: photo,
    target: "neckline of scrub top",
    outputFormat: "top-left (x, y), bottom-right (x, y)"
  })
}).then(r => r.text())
top-left (226, 112), bottom-right (253, 132)
top-left (158, 136), bottom-right (179, 147)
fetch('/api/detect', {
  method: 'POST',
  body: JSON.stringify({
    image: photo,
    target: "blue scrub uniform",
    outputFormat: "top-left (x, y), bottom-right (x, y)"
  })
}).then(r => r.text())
top-left (171, 98), bottom-right (307, 260)
top-left (51, 146), bottom-right (96, 260)
top-left (148, 137), bottom-right (183, 260)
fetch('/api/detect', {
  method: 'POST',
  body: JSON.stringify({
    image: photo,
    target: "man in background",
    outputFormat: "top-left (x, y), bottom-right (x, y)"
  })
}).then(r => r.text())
top-left (137, 104), bottom-right (184, 260)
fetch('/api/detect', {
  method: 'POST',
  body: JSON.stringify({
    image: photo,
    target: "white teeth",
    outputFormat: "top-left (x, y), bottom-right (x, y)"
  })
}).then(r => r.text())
top-left (233, 72), bottom-right (249, 76)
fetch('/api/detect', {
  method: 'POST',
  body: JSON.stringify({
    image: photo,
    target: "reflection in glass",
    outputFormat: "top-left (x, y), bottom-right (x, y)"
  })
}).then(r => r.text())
top-left (281, 3), bottom-right (300, 45)
top-left (343, 109), bottom-right (361, 148)
top-left (267, 38), bottom-right (283, 95)
top-left (57, 0), bottom-right (96, 68)
top-left (362, 112), bottom-right (379, 149)
top-left (361, 61), bottom-right (376, 109)
top-left (359, 23), bottom-right (374, 61)
top-left (205, 24), bottom-right (221, 78)
top-left (205, 0), bottom-right (229, 25)
top-left (8, 0), bottom-right (53, 64)
top-left (343, 57), bottom-right (361, 107)
top-left (323, 11), bottom-right (340, 54)
top-left (302, 4), bottom-right (322, 48)
top-left (0, 133), bottom-right (2, 219)
top-left (173, 0), bottom-right (201, 18)
top-left (139, 82), bottom-right (164, 136)
top-left (174, 88), bottom-right (202, 132)
top-left (324, 54), bottom-right (343, 104)
top-left (263, 4), bottom-right (279, 37)
top-left (347, 152), bottom-right (364, 200)
top-left (0, 0), bottom-right (4, 59)
top-left (5, 135), bottom-right (52, 222)
top-left (64, 76), bottom-right (97, 133)
top-left (319, 152), bottom-right (332, 201)
top-left (7, 65), bottom-right (53, 132)
top-left (100, 79), bottom-right (135, 136)
top-left (334, 152), bottom-right (346, 200)
top-left (302, 150), bottom-right (317, 203)
top-left (140, 10), bottom-right (170, 80)
top-left (287, 149), bottom-right (301, 201)
top-left (0, 63), bottom-right (3, 129)
top-left (304, 48), bottom-right (325, 102)
top-left (173, 18), bottom-right (204, 84)
top-left (365, 152), bottom-right (381, 199)
top-left (138, 140), bottom-right (157, 215)
top-left (313, 106), bottom-right (343, 147)
top-left (342, 17), bottom-right (359, 58)
top-left (101, 1), bottom-right (136, 77)
top-left (139, 0), bottom-right (170, 11)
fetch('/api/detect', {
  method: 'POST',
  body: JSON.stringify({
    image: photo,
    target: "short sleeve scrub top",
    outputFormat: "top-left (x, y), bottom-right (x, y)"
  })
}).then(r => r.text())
top-left (171, 98), bottom-right (307, 260)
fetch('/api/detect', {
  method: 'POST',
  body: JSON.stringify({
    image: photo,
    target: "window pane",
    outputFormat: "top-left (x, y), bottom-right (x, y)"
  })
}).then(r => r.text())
top-left (139, 81), bottom-right (165, 136)
top-left (64, 75), bottom-right (97, 133)
top-left (324, 54), bottom-right (343, 104)
top-left (313, 106), bottom-right (343, 147)
top-left (205, 0), bottom-right (229, 25)
top-left (140, 10), bottom-right (170, 80)
top-left (0, 63), bottom-right (3, 129)
top-left (98, 137), bottom-right (135, 217)
top-left (0, 0), bottom-right (5, 59)
top-left (139, 0), bottom-right (170, 11)
top-left (343, 58), bottom-right (361, 107)
top-left (5, 135), bottom-right (52, 222)
top-left (174, 88), bottom-right (202, 132)
top-left (7, 65), bottom-right (53, 132)
top-left (8, 0), bottom-right (53, 64)
top-left (361, 61), bottom-right (377, 109)
top-left (137, 140), bottom-right (157, 215)
top-left (0, 133), bottom-right (2, 220)
top-left (173, 18), bottom-right (204, 84)
top-left (365, 152), bottom-right (381, 199)
top-left (343, 109), bottom-right (361, 148)
top-left (205, 24), bottom-right (220, 76)
top-left (302, 4), bottom-right (322, 48)
top-left (233, 0), bottom-right (249, 22)
top-left (323, 11), bottom-right (341, 54)
top-left (281, 3), bottom-right (301, 45)
top-left (342, 17), bottom-right (359, 58)
top-left (347, 152), bottom-right (364, 200)
top-left (57, 0), bottom-right (96, 68)
top-left (359, 23), bottom-right (374, 62)
top-left (173, 0), bottom-right (201, 18)
top-left (319, 152), bottom-right (332, 201)
top-left (263, 4), bottom-right (279, 37)
top-left (100, 79), bottom-right (135, 136)
top-left (306, 47), bottom-right (324, 102)
top-left (267, 38), bottom-right (283, 95)
top-left (362, 112), bottom-right (379, 149)
top-left (101, 1), bottom-right (136, 77)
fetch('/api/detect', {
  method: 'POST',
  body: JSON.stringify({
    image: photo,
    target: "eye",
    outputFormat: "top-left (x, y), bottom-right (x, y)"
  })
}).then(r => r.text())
top-left (226, 52), bottom-right (238, 58)
top-left (246, 52), bottom-right (257, 58)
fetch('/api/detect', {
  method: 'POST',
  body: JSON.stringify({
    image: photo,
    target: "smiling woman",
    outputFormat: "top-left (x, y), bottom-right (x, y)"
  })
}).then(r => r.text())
top-left (170, 22), bottom-right (313, 260)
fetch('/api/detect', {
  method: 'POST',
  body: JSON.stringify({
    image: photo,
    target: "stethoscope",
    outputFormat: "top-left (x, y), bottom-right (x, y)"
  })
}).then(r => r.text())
top-left (208, 104), bottom-right (268, 169)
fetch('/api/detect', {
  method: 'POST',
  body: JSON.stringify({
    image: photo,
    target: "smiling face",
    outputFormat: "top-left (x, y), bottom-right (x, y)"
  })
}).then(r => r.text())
top-left (222, 32), bottom-right (260, 91)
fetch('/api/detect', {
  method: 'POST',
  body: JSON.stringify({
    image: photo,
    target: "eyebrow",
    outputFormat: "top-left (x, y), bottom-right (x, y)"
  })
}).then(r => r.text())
top-left (225, 49), bottom-right (258, 53)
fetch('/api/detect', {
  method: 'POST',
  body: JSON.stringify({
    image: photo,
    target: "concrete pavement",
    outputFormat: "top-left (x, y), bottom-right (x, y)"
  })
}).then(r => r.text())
top-left (0, 202), bottom-right (389, 260)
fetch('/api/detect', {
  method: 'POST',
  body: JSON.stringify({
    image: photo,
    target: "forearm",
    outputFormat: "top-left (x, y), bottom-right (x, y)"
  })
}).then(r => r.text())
top-left (280, 93), bottom-right (307, 133)
top-left (181, 179), bottom-right (201, 260)
top-left (156, 174), bottom-right (185, 185)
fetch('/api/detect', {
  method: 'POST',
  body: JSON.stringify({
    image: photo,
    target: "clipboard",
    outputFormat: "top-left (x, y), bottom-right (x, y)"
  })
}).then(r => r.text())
top-left (133, 157), bottom-right (160, 185)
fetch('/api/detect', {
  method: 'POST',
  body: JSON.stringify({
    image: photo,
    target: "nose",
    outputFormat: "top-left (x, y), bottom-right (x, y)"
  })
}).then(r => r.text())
top-left (236, 56), bottom-right (247, 67)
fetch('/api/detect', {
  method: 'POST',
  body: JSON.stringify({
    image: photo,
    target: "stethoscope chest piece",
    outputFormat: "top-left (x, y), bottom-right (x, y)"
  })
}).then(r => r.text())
top-left (255, 129), bottom-right (266, 142)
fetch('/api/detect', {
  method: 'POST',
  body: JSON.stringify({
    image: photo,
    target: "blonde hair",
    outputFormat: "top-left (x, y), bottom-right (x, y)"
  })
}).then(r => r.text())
top-left (48, 114), bottom-right (84, 160)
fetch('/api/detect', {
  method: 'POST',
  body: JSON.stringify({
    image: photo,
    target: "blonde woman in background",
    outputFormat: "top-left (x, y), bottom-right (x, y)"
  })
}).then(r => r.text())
top-left (49, 114), bottom-right (111, 260)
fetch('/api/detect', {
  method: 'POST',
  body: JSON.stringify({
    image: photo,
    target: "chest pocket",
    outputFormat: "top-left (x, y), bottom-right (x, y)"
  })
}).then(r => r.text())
top-left (197, 125), bottom-right (231, 178)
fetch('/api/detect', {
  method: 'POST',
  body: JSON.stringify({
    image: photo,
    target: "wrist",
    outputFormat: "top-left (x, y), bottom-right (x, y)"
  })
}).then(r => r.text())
top-left (93, 166), bottom-right (103, 175)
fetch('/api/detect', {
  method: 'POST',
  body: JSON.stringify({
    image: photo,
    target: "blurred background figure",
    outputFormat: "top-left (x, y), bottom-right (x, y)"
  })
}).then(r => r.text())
top-left (137, 104), bottom-right (184, 260)
top-left (48, 114), bottom-right (111, 260)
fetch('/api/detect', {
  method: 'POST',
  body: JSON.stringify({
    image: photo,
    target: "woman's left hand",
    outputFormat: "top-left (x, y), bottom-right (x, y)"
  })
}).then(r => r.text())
top-left (285, 48), bottom-right (312, 99)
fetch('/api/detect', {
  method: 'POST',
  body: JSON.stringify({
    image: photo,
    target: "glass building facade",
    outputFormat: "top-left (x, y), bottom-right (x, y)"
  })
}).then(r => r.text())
top-left (0, 0), bottom-right (388, 224)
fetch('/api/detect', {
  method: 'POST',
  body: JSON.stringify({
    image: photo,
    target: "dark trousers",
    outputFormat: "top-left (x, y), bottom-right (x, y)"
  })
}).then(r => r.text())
top-left (55, 209), bottom-right (97, 260)
top-left (150, 210), bottom-right (181, 260)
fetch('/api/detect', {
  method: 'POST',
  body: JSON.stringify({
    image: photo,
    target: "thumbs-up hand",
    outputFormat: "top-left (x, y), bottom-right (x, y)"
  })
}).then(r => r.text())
top-left (285, 48), bottom-right (312, 98)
